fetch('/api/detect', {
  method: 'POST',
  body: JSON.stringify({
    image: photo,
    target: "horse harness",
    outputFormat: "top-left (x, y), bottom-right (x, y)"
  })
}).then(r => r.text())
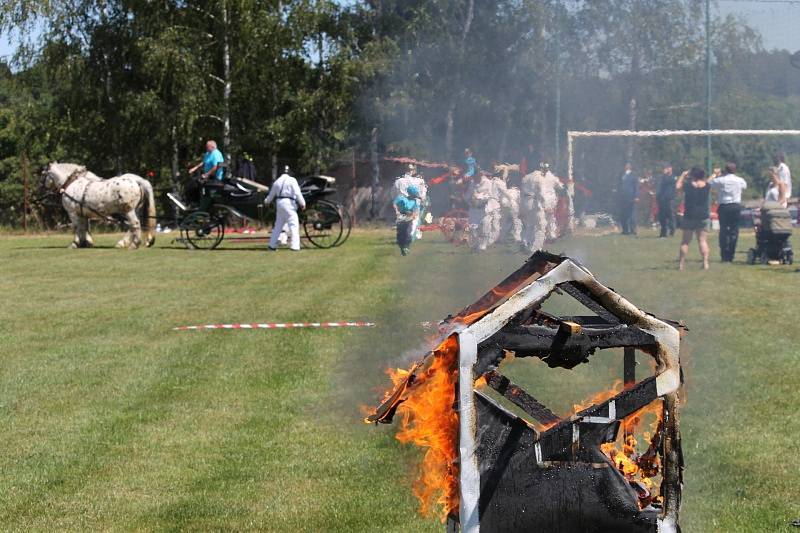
top-left (58, 167), bottom-right (139, 224)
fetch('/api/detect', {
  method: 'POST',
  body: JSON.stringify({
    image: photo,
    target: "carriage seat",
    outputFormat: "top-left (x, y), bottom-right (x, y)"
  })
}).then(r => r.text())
top-left (222, 180), bottom-right (257, 198)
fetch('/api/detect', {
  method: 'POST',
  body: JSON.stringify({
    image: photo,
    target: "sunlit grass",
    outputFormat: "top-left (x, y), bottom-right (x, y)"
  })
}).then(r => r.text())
top-left (0, 227), bottom-right (797, 531)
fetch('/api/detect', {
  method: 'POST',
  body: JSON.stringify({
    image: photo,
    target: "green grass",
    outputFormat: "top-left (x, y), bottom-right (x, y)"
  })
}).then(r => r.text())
top-left (1, 228), bottom-right (798, 531)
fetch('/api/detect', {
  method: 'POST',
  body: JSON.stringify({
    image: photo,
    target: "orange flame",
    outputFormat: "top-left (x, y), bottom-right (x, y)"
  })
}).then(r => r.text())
top-left (601, 400), bottom-right (665, 505)
top-left (390, 335), bottom-right (460, 521)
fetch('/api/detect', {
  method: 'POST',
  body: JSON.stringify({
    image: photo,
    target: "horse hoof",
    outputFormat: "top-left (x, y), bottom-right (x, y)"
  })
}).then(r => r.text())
top-left (128, 243), bottom-right (140, 250)
top-left (115, 241), bottom-right (126, 249)
top-left (69, 242), bottom-right (79, 249)
top-left (146, 236), bottom-right (156, 248)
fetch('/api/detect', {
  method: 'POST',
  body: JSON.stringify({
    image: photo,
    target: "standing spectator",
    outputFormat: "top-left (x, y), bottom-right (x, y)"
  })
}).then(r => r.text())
top-left (656, 164), bottom-right (677, 237)
top-left (677, 167), bottom-right (711, 271)
top-left (765, 166), bottom-right (788, 206)
top-left (709, 163), bottom-right (748, 262)
top-left (617, 163), bottom-right (640, 235)
top-left (773, 153), bottom-right (792, 203)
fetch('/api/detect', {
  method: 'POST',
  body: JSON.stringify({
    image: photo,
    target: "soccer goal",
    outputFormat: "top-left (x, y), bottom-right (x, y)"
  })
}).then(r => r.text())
top-left (567, 128), bottom-right (800, 182)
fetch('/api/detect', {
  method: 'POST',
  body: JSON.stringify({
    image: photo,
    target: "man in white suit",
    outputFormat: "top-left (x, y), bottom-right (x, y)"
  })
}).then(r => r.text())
top-left (265, 167), bottom-right (306, 251)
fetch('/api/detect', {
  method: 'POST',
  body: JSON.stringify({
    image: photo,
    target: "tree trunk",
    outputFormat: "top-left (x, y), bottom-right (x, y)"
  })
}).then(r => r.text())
top-left (370, 126), bottom-right (380, 219)
top-left (445, 0), bottom-right (475, 160)
top-left (171, 125), bottom-right (181, 222)
top-left (222, 0), bottom-right (232, 155)
top-left (627, 97), bottom-right (637, 162)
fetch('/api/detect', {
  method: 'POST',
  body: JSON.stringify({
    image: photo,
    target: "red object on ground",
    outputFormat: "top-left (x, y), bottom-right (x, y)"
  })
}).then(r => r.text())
top-left (174, 321), bottom-right (376, 331)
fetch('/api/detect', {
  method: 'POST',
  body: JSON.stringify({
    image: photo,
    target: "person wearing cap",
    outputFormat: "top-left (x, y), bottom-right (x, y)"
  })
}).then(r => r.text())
top-left (394, 185), bottom-right (421, 256)
top-left (265, 166), bottom-right (306, 251)
top-left (708, 162), bottom-right (747, 262)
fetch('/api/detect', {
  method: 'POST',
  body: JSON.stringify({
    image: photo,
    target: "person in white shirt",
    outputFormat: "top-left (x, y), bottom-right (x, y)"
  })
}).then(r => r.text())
top-left (773, 153), bottom-right (792, 201)
top-left (765, 166), bottom-right (788, 206)
top-left (708, 162), bottom-right (748, 262)
top-left (265, 166), bottom-right (306, 251)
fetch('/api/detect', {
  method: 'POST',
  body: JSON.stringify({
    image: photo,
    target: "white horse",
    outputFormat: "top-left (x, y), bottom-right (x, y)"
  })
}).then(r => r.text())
top-left (42, 162), bottom-right (157, 249)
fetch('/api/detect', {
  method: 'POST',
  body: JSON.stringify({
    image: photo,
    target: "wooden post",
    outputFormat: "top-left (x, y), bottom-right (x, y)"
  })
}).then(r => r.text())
top-left (21, 153), bottom-right (30, 232)
top-left (623, 346), bottom-right (636, 389)
top-left (623, 346), bottom-right (636, 443)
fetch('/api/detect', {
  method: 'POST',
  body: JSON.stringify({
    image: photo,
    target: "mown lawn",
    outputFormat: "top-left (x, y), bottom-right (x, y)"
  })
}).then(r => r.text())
top-left (1, 227), bottom-right (798, 532)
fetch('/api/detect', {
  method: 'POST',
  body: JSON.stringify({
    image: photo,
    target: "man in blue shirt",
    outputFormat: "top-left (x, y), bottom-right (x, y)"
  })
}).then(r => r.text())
top-left (190, 140), bottom-right (225, 181)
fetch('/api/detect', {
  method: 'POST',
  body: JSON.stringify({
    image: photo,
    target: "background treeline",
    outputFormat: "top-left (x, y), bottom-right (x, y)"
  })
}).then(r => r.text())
top-left (1, 0), bottom-right (800, 225)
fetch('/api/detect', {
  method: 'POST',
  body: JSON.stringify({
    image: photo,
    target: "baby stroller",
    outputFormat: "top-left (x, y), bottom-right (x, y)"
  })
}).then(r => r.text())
top-left (746, 201), bottom-right (793, 265)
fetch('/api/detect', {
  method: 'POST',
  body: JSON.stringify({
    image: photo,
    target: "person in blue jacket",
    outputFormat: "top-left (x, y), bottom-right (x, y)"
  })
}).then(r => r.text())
top-left (394, 185), bottom-right (421, 256)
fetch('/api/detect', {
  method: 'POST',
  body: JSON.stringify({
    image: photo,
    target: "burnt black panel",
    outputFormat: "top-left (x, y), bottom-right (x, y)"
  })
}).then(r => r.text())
top-left (475, 392), bottom-right (658, 533)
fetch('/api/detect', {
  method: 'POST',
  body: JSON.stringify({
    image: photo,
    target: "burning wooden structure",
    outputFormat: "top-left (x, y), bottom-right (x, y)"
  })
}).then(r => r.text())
top-left (366, 252), bottom-right (684, 533)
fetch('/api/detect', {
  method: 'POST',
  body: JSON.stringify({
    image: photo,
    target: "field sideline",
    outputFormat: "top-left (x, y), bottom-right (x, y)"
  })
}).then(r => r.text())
top-left (1, 228), bottom-right (798, 532)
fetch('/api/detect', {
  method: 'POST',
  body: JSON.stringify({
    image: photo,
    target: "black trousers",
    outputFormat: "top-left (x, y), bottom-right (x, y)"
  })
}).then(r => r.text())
top-left (717, 203), bottom-right (742, 262)
top-left (619, 201), bottom-right (637, 234)
top-left (396, 220), bottom-right (413, 249)
top-left (658, 202), bottom-right (675, 237)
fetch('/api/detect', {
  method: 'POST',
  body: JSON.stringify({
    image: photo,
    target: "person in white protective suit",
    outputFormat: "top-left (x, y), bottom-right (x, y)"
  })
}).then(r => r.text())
top-left (265, 167), bottom-right (306, 251)
top-left (468, 172), bottom-right (501, 251)
top-left (521, 162), bottom-right (563, 251)
top-left (394, 164), bottom-right (428, 239)
top-left (493, 175), bottom-right (522, 244)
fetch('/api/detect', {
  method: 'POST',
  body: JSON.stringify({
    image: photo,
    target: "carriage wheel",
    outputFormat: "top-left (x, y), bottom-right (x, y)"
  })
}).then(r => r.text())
top-left (180, 211), bottom-right (225, 250)
top-left (440, 208), bottom-right (470, 245)
top-left (334, 206), bottom-right (353, 247)
top-left (303, 200), bottom-right (344, 249)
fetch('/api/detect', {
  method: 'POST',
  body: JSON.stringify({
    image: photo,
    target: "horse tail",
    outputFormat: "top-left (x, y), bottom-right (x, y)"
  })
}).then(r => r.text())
top-left (139, 178), bottom-right (157, 247)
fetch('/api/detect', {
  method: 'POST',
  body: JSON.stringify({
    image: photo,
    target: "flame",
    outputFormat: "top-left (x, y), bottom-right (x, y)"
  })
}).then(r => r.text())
top-left (600, 400), bottom-right (665, 506)
top-left (572, 380), bottom-right (624, 414)
top-left (390, 335), bottom-right (460, 521)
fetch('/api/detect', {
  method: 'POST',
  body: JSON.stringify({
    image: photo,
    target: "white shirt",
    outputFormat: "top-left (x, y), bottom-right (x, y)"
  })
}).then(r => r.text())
top-left (394, 174), bottom-right (427, 200)
top-left (777, 162), bottom-right (792, 199)
top-left (765, 184), bottom-right (782, 204)
top-left (266, 173), bottom-right (306, 209)
top-left (709, 173), bottom-right (747, 205)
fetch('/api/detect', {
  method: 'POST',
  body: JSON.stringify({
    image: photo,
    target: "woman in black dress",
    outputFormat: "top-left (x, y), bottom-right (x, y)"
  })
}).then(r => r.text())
top-left (676, 167), bottom-right (711, 270)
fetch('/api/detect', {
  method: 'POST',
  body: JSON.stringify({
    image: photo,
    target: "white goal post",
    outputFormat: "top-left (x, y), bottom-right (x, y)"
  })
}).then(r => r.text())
top-left (567, 129), bottom-right (800, 181)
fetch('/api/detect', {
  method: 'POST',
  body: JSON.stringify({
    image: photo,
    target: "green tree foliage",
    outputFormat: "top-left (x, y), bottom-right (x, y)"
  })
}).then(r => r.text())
top-left (0, 0), bottom-right (798, 225)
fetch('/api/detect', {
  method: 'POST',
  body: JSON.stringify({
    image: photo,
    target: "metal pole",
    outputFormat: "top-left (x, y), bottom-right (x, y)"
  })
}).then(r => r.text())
top-left (554, 0), bottom-right (561, 170)
top-left (567, 133), bottom-right (574, 182)
top-left (705, 0), bottom-right (712, 175)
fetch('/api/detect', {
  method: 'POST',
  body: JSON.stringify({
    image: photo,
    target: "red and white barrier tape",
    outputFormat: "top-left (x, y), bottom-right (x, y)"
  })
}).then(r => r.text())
top-left (174, 321), bottom-right (375, 331)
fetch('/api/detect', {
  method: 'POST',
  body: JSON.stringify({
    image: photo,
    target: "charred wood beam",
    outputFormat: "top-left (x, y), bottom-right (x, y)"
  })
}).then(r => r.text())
top-left (560, 282), bottom-right (620, 324)
top-left (485, 371), bottom-right (561, 426)
top-left (479, 324), bottom-right (656, 370)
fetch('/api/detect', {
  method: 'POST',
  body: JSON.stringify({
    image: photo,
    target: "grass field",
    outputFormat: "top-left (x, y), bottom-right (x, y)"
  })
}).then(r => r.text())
top-left (1, 227), bottom-right (798, 532)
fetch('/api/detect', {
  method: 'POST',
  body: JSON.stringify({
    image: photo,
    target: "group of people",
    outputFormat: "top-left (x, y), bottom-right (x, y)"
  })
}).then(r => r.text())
top-left (189, 140), bottom-right (307, 252)
top-left (620, 153), bottom-right (792, 270)
top-left (392, 149), bottom-right (572, 256)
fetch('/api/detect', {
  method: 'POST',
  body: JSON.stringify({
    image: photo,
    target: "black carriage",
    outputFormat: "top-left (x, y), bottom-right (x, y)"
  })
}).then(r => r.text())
top-left (167, 173), bottom-right (351, 250)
